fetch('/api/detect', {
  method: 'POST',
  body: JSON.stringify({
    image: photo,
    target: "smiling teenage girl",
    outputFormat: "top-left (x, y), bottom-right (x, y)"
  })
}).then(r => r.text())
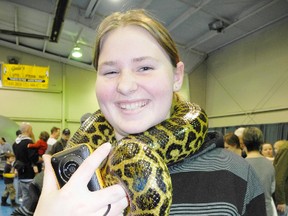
top-left (35, 9), bottom-right (266, 216)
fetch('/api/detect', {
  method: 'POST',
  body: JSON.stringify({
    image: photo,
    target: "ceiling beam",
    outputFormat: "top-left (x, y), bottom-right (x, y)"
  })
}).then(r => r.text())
top-left (0, 40), bottom-right (95, 71)
top-left (167, 0), bottom-right (211, 57)
top-left (7, 0), bottom-right (55, 13)
top-left (0, 29), bottom-right (49, 40)
top-left (139, 0), bottom-right (153, 8)
top-left (186, 0), bottom-right (281, 50)
top-left (14, 6), bottom-right (19, 45)
top-left (211, 13), bottom-right (288, 54)
top-left (85, 0), bottom-right (102, 18)
top-left (43, 16), bottom-right (53, 53)
top-left (50, 0), bottom-right (71, 42)
top-left (167, 0), bottom-right (211, 32)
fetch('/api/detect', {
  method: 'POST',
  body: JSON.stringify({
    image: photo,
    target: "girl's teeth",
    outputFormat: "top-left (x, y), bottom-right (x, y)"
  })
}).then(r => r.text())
top-left (120, 101), bottom-right (146, 110)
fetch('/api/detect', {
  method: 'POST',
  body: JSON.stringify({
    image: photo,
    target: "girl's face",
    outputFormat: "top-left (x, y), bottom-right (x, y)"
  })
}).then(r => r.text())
top-left (96, 26), bottom-right (184, 140)
top-left (261, 144), bottom-right (274, 157)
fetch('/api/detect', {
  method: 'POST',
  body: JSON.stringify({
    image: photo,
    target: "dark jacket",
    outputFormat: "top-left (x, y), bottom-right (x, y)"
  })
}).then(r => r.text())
top-left (12, 135), bottom-right (39, 180)
top-left (49, 138), bottom-right (67, 155)
top-left (274, 142), bottom-right (288, 205)
top-left (3, 163), bottom-right (15, 184)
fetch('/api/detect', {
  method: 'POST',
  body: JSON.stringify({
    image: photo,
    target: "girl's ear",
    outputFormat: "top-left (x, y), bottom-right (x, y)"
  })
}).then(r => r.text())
top-left (173, 61), bottom-right (184, 91)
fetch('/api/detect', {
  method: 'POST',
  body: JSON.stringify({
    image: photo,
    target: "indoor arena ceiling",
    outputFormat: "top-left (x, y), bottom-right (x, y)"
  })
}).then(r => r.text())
top-left (0, 0), bottom-right (287, 73)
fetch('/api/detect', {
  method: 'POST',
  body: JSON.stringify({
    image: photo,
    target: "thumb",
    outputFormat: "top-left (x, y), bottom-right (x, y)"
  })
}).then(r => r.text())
top-left (41, 154), bottom-right (58, 193)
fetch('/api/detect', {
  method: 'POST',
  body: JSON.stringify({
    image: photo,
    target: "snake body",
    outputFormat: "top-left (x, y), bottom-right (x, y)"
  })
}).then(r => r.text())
top-left (68, 94), bottom-right (208, 215)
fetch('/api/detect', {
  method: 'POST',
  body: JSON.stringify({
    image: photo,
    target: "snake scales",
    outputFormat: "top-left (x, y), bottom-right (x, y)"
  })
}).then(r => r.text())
top-left (67, 93), bottom-right (208, 215)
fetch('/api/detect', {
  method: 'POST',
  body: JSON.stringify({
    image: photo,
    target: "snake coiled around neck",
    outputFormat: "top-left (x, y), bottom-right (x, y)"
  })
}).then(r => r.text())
top-left (68, 93), bottom-right (208, 215)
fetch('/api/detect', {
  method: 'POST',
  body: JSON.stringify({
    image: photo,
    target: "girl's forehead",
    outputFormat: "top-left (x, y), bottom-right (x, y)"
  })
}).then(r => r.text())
top-left (99, 25), bottom-right (171, 65)
top-left (102, 25), bottom-right (154, 45)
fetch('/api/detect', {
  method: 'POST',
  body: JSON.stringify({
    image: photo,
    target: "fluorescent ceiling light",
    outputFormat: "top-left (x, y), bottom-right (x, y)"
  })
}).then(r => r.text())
top-left (72, 46), bottom-right (82, 58)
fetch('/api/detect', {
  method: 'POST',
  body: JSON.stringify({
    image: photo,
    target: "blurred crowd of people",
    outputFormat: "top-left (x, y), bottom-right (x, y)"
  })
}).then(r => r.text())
top-left (0, 113), bottom-right (92, 216)
top-left (224, 127), bottom-right (288, 216)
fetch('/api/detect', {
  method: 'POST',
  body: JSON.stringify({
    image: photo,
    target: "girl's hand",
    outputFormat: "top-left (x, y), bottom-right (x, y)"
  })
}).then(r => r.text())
top-left (34, 143), bottom-right (128, 216)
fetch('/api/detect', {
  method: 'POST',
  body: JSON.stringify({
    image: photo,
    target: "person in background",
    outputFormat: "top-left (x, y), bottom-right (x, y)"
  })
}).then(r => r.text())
top-left (274, 140), bottom-right (287, 155)
top-left (11, 170), bottom-right (44, 216)
top-left (34, 9), bottom-right (266, 216)
top-left (0, 137), bottom-right (13, 179)
top-left (260, 143), bottom-right (275, 162)
top-left (13, 118), bottom-right (91, 215)
top-left (12, 122), bottom-right (39, 214)
top-left (28, 131), bottom-right (50, 173)
top-left (244, 127), bottom-right (277, 216)
top-left (28, 131), bottom-right (49, 156)
top-left (234, 127), bottom-right (247, 158)
top-left (15, 129), bottom-right (23, 203)
top-left (49, 128), bottom-right (71, 155)
top-left (1, 153), bottom-right (20, 207)
top-left (273, 140), bottom-right (288, 216)
top-left (16, 130), bottom-right (22, 137)
top-left (0, 137), bottom-right (13, 155)
top-left (223, 132), bottom-right (242, 156)
top-left (45, 127), bottom-right (60, 154)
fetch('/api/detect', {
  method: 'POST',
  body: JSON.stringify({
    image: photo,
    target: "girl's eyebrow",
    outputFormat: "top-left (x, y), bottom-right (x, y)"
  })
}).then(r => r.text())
top-left (99, 56), bottom-right (156, 68)
top-left (132, 56), bottom-right (156, 63)
top-left (99, 60), bottom-right (117, 68)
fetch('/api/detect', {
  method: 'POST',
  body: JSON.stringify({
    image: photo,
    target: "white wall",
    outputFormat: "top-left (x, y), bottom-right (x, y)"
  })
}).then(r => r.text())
top-left (188, 63), bottom-right (207, 108)
top-left (203, 17), bottom-right (288, 128)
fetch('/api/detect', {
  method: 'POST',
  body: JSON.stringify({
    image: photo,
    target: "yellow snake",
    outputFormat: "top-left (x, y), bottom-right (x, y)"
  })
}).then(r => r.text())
top-left (67, 93), bottom-right (208, 215)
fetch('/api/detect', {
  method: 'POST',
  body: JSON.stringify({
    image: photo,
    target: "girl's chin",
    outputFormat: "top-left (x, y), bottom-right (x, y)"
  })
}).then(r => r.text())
top-left (124, 128), bottom-right (148, 135)
top-left (118, 124), bottom-right (152, 136)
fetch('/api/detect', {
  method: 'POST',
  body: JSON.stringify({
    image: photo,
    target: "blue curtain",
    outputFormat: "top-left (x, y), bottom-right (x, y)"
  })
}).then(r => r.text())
top-left (209, 122), bottom-right (288, 144)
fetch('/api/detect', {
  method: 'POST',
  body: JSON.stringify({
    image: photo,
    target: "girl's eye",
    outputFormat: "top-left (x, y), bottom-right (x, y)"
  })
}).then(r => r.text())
top-left (100, 70), bottom-right (119, 76)
top-left (105, 71), bottom-right (118, 75)
top-left (139, 66), bottom-right (153, 72)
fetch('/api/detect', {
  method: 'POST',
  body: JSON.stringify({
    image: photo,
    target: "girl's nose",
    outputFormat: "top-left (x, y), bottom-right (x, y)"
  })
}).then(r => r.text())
top-left (116, 71), bottom-right (138, 95)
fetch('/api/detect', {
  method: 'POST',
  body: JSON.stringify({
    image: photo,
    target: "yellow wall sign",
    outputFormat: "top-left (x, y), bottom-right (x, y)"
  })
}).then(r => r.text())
top-left (1, 64), bottom-right (49, 89)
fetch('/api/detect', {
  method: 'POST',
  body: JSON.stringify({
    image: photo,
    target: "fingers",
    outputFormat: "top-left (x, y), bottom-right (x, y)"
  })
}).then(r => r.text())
top-left (95, 195), bottom-right (128, 216)
top-left (80, 184), bottom-right (128, 215)
top-left (41, 154), bottom-right (59, 193)
top-left (107, 197), bottom-right (128, 216)
top-left (96, 204), bottom-right (111, 216)
top-left (93, 184), bottom-right (127, 206)
top-left (67, 143), bottom-right (112, 188)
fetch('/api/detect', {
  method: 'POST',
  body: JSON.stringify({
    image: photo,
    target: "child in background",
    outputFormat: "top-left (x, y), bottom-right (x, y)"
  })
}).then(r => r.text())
top-left (28, 131), bottom-right (49, 173)
top-left (1, 153), bottom-right (20, 207)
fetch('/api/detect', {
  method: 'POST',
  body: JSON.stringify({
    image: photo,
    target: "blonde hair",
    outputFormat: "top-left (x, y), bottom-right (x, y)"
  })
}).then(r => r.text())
top-left (20, 122), bottom-right (32, 134)
top-left (93, 9), bottom-right (180, 70)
